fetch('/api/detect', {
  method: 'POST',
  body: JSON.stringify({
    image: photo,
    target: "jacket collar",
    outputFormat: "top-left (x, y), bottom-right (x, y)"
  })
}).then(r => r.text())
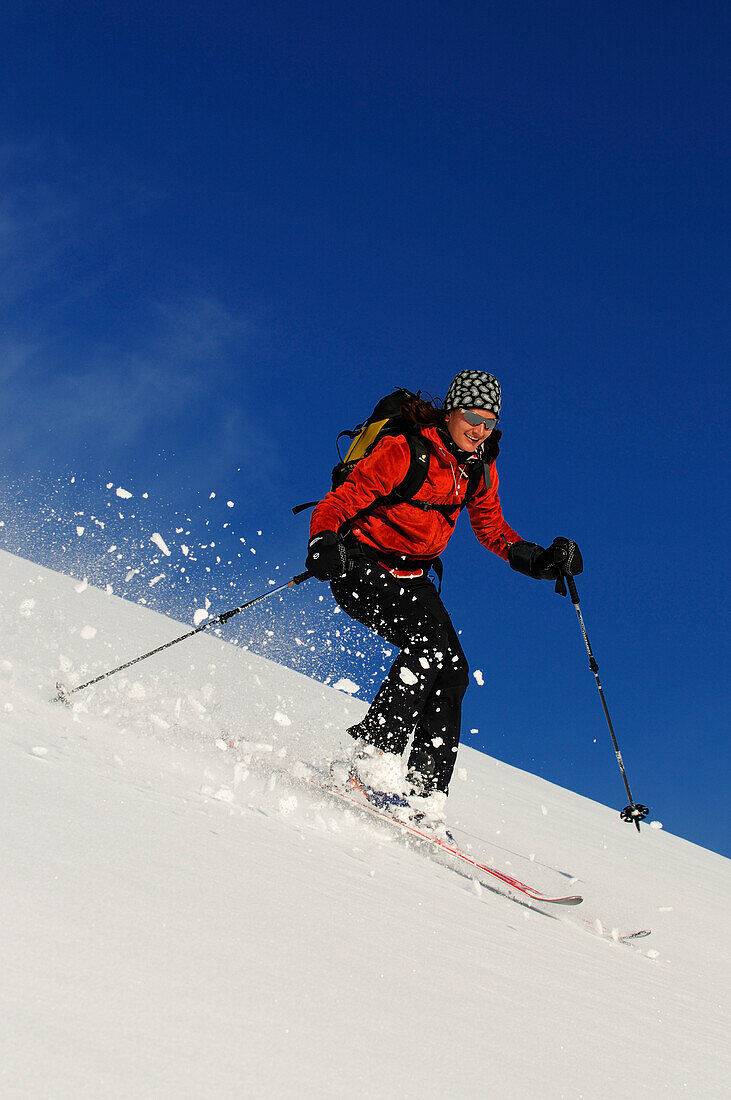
top-left (429, 424), bottom-right (483, 467)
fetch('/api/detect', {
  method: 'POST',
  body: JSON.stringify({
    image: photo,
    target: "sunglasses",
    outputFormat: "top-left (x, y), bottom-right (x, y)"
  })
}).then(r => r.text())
top-left (460, 409), bottom-right (499, 430)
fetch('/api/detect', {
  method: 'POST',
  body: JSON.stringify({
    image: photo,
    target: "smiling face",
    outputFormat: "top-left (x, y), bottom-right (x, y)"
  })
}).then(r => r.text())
top-left (444, 408), bottom-right (498, 452)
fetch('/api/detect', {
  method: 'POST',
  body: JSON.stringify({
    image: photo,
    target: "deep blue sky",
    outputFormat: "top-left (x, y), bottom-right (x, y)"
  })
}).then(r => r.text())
top-left (1, 1), bottom-right (728, 855)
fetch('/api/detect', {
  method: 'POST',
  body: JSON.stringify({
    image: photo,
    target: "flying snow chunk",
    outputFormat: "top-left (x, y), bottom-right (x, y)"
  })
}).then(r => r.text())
top-left (332, 678), bottom-right (360, 695)
top-left (213, 788), bottom-right (234, 803)
top-left (399, 667), bottom-right (419, 686)
top-left (193, 609), bottom-right (208, 626)
top-left (273, 710), bottom-right (292, 727)
top-left (650, 820), bottom-right (664, 830)
top-left (76, 526), bottom-right (85, 537)
top-left (473, 669), bottom-right (484, 686)
top-left (116, 487), bottom-right (132, 499)
top-left (227, 501), bottom-right (234, 508)
top-left (150, 532), bottom-right (171, 556)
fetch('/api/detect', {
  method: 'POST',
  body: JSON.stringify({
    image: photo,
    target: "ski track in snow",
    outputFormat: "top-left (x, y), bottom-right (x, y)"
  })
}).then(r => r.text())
top-left (0, 548), bottom-right (729, 1099)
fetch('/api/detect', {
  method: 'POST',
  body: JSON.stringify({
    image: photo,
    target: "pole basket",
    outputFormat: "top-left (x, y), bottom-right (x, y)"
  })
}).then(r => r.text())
top-left (620, 804), bottom-right (650, 825)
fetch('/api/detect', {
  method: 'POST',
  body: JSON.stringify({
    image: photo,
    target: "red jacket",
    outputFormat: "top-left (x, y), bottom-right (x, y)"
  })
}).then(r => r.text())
top-left (310, 424), bottom-right (521, 564)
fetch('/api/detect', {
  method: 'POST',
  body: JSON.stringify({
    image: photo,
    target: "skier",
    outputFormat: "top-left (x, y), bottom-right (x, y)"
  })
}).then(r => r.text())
top-left (305, 370), bottom-right (581, 835)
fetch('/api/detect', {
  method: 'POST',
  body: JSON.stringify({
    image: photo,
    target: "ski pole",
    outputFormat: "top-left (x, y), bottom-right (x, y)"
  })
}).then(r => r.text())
top-left (558, 564), bottom-right (649, 832)
top-left (53, 570), bottom-right (313, 704)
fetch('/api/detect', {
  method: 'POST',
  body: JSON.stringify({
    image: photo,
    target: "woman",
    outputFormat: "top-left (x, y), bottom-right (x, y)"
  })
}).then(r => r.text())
top-left (305, 370), bottom-right (581, 833)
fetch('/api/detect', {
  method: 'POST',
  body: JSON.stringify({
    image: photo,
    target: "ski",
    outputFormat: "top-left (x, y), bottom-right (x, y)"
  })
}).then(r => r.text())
top-left (219, 743), bottom-right (652, 929)
top-left (306, 772), bottom-right (584, 906)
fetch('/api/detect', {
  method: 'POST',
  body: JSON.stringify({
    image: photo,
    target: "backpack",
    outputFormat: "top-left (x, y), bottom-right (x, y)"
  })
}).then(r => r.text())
top-left (293, 388), bottom-right (489, 526)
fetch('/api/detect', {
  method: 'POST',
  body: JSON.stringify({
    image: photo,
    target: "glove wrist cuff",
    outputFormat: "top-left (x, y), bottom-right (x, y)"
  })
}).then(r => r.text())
top-left (508, 540), bottom-right (543, 578)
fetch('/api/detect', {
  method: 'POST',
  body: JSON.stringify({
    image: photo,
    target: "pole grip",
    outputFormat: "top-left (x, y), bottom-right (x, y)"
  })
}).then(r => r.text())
top-left (293, 570), bottom-right (313, 585)
top-left (564, 570), bottom-right (580, 604)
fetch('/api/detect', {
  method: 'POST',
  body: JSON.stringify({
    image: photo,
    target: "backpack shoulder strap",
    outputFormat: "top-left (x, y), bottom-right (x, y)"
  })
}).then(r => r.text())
top-left (384, 426), bottom-right (430, 503)
top-left (343, 423), bottom-right (430, 529)
top-left (462, 459), bottom-right (490, 510)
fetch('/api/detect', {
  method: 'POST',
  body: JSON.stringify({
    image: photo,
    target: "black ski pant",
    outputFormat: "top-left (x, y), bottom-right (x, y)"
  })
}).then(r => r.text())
top-left (330, 559), bottom-right (469, 792)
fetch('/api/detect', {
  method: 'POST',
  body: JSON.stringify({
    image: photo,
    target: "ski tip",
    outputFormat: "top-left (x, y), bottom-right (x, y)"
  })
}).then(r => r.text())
top-left (548, 895), bottom-right (584, 906)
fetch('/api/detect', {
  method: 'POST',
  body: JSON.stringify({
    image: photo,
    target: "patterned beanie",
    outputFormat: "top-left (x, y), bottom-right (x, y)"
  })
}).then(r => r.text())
top-left (443, 370), bottom-right (501, 417)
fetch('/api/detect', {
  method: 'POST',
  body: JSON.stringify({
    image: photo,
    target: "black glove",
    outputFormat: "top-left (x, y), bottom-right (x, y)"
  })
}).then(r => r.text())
top-left (534, 537), bottom-right (583, 579)
top-left (306, 531), bottom-right (348, 581)
top-left (509, 537), bottom-right (583, 580)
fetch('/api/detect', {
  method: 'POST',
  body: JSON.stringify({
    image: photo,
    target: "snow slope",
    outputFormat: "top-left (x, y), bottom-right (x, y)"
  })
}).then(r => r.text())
top-left (1, 548), bottom-right (728, 1098)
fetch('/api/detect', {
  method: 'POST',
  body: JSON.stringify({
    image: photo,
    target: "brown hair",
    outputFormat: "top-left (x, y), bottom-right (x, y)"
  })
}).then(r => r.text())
top-left (399, 391), bottom-right (445, 427)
